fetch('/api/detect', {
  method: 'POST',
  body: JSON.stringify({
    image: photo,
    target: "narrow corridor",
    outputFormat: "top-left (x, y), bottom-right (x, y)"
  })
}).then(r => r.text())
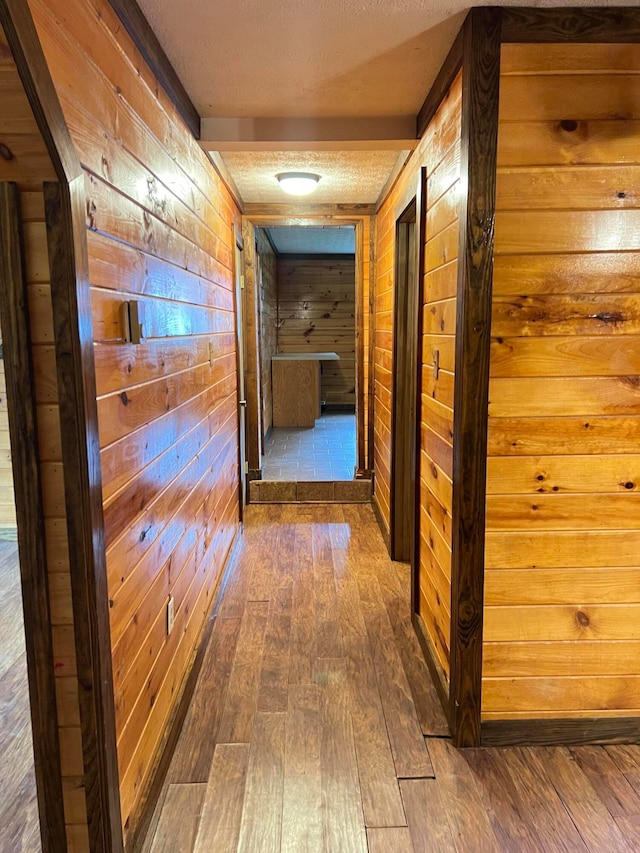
top-left (143, 505), bottom-right (640, 852)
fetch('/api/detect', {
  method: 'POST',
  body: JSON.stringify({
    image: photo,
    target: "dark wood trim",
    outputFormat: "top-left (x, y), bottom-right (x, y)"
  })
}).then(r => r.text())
top-left (482, 717), bottom-right (640, 747)
top-left (269, 252), bottom-right (356, 261)
top-left (233, 238), bottom-right (246, 522)
top-left (449, 7), bottom-right (501, 749)
top-left (390, 195), bottom-right (418, 562)
top-left (45, 178), bottom-right (124, 852)
top-left (243, 203), bottom-right (376, 218)
top-left (234, 223), bottom-right (244, 252)
top-left (371, 491), bottom-right (391, 553)
top-left (412, 612), bottom-right (452, 731)
top-left (241, 219), bottom-right (262, 474)
top-left (411, 167), bottom-right (427, 618)
top-left (127, 524), bottom-right (244, 851)
top-left (355, 220), bottom-right (366, 473)
top-left (1, 4), bottom-right (124, 849)
top-left (0, 0), bottom-right (82, 183)
top-left (106, 0), bottom-right (200, 138)
top-left (416, 25), bottom-right (464, 140)
top-left (0, 182), bottom-right (67, 853)
top-left (367, 216), bottom-right (376, 473)
top-left (501, 6), bottom-right (640, 43)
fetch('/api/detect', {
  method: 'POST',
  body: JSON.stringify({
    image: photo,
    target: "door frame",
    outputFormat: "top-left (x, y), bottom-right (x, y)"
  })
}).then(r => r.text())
top-left (233, 224), bottom-right (247, 514)
top-left (390, 196), bottom-right (419, 562)
top-left (241, 209), bottom-right (373, 480)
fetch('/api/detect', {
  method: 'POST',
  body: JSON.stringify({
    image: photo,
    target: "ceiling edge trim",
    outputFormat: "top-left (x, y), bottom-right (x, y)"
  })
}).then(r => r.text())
top-left (107, 0), bottom-right (201, 139)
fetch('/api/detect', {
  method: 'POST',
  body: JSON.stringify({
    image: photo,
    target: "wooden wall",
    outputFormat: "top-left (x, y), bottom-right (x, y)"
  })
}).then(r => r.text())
top-left (0, 353), bottom-right (16, 529)
top-left (277, 256), bottom-right (356, 406)
top-left (374, 75), bottom-right (462, 682)
top-left (0, 19), bottom-right (85, 850)
top-left (484, 43), bottom-right (640, 719)
top-left (255, 229), bottom-right (277, 437)
top-left (29, 0), bottom-right (242, 836)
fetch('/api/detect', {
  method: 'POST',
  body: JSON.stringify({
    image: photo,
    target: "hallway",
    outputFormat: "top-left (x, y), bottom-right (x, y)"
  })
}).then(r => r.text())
top-left (143, 505), bottom-right (640, 852)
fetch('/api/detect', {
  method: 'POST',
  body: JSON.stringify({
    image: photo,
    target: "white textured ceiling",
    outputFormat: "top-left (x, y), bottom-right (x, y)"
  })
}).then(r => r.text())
top-left (266, 226), bottom-right (356, 255)
top-left (220, 150), bottom-right (401, 204)
top-left (139, 0), bottom-right (640, 205)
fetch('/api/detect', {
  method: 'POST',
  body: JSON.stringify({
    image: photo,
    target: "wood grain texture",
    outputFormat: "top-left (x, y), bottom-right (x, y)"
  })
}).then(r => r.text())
top-left (449, 6), bottom-right (501, 747)
top-left (485, 41), bottom-right (640, 721)
top-left (277, 256), bottom-right (356, 406)
top-left (255, 229), bottom-right (277, 437)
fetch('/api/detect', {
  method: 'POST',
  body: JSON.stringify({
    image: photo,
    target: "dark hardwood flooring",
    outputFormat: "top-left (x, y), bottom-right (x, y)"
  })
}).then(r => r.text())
top-left (142, 504), bottom-right (640, 852)
top-left (0, 538), bottom-right (41, 852)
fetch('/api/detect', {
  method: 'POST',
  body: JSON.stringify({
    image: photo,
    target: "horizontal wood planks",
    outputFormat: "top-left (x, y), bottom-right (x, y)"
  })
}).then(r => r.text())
top-left (484, 43), bottom-right (640, 720)
top-left (28, 0), bottom-right (242, 837)
top-left (276, 256), bottom-right (356, 406)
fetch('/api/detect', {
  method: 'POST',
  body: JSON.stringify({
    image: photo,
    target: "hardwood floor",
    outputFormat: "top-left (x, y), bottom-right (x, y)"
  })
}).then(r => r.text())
top-left (0, 538), bottom-right (41, 852)
top-left (142, 504), bottom-right (640, 852)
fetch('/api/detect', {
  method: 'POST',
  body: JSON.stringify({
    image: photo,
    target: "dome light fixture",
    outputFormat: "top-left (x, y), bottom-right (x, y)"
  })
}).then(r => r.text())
top-left (276, 172), bottom-right (321, 196)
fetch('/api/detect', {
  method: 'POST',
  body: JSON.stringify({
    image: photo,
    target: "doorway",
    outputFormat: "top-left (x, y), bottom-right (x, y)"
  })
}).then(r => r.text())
top-left (254, 225), bottom-right (357, 482)
top-left (234, 227), bottom-right (247, 511)
top-left (391, 198), bottom-right (419, 561)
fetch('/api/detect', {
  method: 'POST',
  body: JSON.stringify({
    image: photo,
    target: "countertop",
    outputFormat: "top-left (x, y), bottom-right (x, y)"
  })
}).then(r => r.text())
top-left (272, 352), bottom-right (340, 361)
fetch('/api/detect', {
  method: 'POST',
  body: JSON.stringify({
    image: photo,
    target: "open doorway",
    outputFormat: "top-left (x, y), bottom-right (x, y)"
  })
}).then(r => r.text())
top-left (391, 198), bottom-right (419, 561)
top-left (255, 225), bottom-right (357, 482)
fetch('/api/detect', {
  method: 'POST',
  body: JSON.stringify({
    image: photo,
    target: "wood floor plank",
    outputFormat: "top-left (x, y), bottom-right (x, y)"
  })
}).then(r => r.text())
top-left (317, 657), bottom-right (367, 853)
top-left (401, 778), bottom-right (458, 853)
top-left (616, 815), bottom-right (640, 850)
top-left (313, 525), bottom-right (344, 659)
top-left (257, 581), bottom-right (292, 713)
top-left (607, 745), bottom-right (640, 773)
top-left (281, 684), bottom-right (322, 853)
top-left (169, 615), bottom-right (242, 782)
top-left (524, 747), bottom-right (633, 852)
top-left (358, 576), bottom-right (432, 779)
top-left (367, 826), bottom-right (414, 852)
top-left (149, 783), bottom-right (206, 853)
top-left (496, 747), bottom-right (588, 852)
top-left (193, 744), bottom-right (249, 853)
top-left (217, 602), bottom-right (269, 743)
top-left (342, 631), bottom-right (406, 828)
top-left (569, 746), bottom-right (640, 817)
top-left (427, 739), bottom-right (501, 852)
top-left (289, 523), bottom-right (316, 685)
top-left (237, 712), bottom-right (286, 853)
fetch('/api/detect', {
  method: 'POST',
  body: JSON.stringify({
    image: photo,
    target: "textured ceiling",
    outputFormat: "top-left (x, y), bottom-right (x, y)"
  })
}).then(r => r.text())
top-left (137, 0), bottom-right (636, 120)
top-left (220, 150), bottom-right (401, 203)
top-left (266, 227), bottom-right (356, 255)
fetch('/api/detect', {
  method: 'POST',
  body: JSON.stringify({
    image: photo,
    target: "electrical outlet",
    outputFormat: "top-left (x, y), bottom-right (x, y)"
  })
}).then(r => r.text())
top-left (167, 596), bottom-right (175, 635)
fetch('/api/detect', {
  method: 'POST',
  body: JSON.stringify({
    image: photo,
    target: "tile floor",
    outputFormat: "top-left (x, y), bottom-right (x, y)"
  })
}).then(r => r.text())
top-left (261, 412), bottom-right (356, 481)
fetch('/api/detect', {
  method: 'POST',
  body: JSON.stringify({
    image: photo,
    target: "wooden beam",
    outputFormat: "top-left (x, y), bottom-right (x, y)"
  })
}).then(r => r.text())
top-left (107, 0), bottom-right (200, 138)
top-left (501, 6), bottom-right (640, 43)
top-left (0, 181), bottom-right (67, 853)
top-left (416, 25), bottom-right (464, 140)
top-left (45, 177), bottom-right (124, 852)
top-left (449, 7), bottom-right (501, 748)
top-left (244, 203), bottom-right (375, 218)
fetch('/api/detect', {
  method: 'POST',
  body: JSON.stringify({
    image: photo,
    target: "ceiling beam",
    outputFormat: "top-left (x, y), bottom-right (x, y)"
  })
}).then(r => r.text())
top-left (200, 116), bottom-right (418, 152)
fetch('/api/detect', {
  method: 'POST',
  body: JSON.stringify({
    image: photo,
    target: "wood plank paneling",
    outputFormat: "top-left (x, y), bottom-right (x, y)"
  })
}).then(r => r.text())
top-left (484, 42), bottom-right (640, 720)
top-left (28, 0), bottom-right (242, 839)
top-left (374, 70), bottom-right (462, 692)
top-left (277, 257), bottom-right (355, 406)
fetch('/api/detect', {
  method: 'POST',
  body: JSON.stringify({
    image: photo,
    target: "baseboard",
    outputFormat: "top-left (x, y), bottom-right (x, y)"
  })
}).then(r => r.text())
top-left (371, 492), bottom-right (390, 552)
top-left (127, 522), bottom-right (244, 852)
top-left (411, 611), bottom-right (452, 733)
top-left (481, 716), bottom-right (640, 747)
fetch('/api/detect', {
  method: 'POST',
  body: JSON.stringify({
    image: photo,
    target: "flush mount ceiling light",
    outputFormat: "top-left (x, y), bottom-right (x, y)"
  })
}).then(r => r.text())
top-left (276, 172), bottom-right (321, 196)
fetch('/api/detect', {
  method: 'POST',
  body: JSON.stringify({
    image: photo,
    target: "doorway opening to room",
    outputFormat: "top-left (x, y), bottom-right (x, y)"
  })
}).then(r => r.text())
top-left (258, 225), bottom-right (356, 482)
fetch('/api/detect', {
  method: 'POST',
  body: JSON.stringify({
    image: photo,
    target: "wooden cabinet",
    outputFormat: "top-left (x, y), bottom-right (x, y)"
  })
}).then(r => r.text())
top-left (271, 353), bottom-right (339, 428)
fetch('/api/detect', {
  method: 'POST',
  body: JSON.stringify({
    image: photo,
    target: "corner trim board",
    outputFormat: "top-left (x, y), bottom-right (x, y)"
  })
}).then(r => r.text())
top-left (0, 182), bottom-right (67, 853)
top-left (449, 6), bottom-right (501, 748)
top-left (501, 6), bottom-right (640, 42)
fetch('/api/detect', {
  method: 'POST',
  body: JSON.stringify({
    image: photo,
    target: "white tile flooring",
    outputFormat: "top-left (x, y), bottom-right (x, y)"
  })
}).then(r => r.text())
top-left (261, 412), bottom-right (356, 481)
